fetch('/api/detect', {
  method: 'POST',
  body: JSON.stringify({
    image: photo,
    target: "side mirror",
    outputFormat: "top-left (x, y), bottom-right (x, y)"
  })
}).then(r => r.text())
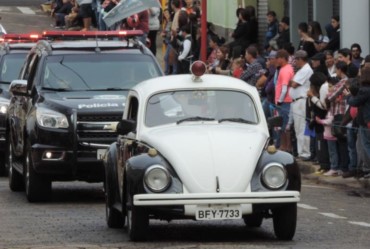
top-left (116, 119), bottom-right (136, 135)
top-left (267, 116), bottom-right (283, 129)
top-left (9, 80), bottom-right (28, 96)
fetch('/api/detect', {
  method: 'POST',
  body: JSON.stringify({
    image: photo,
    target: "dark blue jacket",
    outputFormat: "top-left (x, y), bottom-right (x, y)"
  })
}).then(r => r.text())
top-left (348, 86), bottom-right (370, 127)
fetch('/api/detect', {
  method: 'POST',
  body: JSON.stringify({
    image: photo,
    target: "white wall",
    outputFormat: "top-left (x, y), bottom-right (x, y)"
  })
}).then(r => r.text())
top-left (341, 0), bottom-right (370, 55)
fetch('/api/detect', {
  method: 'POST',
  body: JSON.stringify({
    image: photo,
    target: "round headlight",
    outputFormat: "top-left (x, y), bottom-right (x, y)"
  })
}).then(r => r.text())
top-left (261, 163), bottom-right (287, 189)
top-left (144, 165), bottom-right (171, 193)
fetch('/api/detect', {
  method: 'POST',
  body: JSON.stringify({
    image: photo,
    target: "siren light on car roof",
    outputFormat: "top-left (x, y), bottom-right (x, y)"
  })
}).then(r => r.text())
top-left (42, 30), bottom-right (144, 40)
top-left (190, 61), bottom-right (207, 80)
top-left (0, 33), bottom-right (41, 43)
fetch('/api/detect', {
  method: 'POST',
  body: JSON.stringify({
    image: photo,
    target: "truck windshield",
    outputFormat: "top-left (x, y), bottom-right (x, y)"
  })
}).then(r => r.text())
top-left (0, 53), bottom-right (26, 83)
top-left (42, 54), bottom-right (161, 90)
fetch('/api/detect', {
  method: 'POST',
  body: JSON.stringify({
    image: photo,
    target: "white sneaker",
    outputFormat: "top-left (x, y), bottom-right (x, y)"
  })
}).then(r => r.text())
top-left (323, 169), bottom-right (339, 176)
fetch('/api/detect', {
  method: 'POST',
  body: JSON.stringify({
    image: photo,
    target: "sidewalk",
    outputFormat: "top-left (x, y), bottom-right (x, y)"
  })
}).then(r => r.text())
top-left (298, 159), bottom-right (370, 195)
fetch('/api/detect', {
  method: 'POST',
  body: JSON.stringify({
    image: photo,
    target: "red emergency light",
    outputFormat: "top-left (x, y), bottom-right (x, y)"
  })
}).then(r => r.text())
top-left (0, 33), bottom-right (41, 43)
top-left (42, 30), bottom-right (144, 40)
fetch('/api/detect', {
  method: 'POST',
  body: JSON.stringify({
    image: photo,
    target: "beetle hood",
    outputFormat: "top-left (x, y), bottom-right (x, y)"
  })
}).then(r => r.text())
top-left (141, 125), bottom-right (268, 193)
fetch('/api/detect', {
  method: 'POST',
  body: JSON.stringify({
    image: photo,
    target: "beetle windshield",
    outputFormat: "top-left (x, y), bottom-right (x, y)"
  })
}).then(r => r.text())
top-left (145, 90), bottom-right (259, 127)
top-left (42, 54), bottom-right (162, 91)
top-left (0, 53), bottom-right (26, 83)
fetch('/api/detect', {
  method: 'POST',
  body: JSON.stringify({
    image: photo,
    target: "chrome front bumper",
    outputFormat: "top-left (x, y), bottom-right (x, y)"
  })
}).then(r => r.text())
top-left (134, 191), bottom-right (300, 206)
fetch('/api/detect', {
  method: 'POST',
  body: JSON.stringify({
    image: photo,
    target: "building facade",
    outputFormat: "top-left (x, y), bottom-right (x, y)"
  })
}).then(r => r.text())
top-left (206, 0), bottom-right (369, 55)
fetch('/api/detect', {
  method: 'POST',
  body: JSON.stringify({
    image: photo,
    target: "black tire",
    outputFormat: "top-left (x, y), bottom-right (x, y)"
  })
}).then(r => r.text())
top-left (105, 157), bottom-right (125, 228)
top-left (272, 203), bottom-right (297, 240)
top-left (25, 145), bottom-right (52, 202)
top-left (0, 152), bottom-right (7, 176)
top-left (243, 214), bottom-right (263, 227)
top-left (126, 187), bottom-right (149, 241)
top-left (8, 142), bottom-right (24, 191)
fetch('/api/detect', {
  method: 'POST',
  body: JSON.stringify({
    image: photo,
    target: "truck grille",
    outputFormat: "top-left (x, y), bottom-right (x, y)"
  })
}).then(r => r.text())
top-left (76, 114), bottom-right (122, 144)
top-left (77, 114), bottom-right (122, 122)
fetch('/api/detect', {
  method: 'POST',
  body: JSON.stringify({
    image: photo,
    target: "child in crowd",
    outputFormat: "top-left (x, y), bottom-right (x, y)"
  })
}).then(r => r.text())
top-left (231, 58), bottom-right (245, 78)
top-left (315, 83), bottom-right (340, 176)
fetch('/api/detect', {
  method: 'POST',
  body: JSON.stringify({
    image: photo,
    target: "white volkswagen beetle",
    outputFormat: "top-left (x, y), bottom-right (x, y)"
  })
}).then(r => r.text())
top-left (104, 62), bottom-right (301, 241)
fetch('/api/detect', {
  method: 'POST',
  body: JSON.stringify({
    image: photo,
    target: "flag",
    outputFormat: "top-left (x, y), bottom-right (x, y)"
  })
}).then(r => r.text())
top-left (103, 0), bottom-right (161, 28)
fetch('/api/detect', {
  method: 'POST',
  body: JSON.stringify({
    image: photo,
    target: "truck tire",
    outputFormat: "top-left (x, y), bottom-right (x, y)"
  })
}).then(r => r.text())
top-left (0, 152), bottom-right (7, 176)
top-left (25, 144), bottom-right (52, 202)
top-left (8, 141), bottom-right (24, 191)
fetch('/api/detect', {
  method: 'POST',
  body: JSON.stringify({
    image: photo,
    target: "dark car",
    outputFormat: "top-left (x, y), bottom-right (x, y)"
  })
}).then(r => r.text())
top-left (0, 33), bottom-right (41, 176)
top-left (103, 63), bottom-right (301, 241)
top-left (6, 30), bottom-right (163, 202)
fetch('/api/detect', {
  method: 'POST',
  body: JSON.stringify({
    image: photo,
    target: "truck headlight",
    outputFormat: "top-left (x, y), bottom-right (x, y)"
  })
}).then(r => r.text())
top-left (144, 165), bottom-right (171, 193)
top-left (261, 163), bottom-right (287, 190)
top-left (0, 100), bottom-right (9, 114)
top-left (36, 107), bottom-right (69, 129)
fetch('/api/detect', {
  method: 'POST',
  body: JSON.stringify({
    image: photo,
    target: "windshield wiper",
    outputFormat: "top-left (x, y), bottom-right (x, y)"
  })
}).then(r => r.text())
top-left (177, 116), bottom-right (215, 124)
top-left (86, 88), bottom-right (130, 91)
top-left (219, 118), bottom-right (256, 124)
top-left (0, 80), bottom-right (11, 84)
top-left (41, 87), bottom-right (70, 91)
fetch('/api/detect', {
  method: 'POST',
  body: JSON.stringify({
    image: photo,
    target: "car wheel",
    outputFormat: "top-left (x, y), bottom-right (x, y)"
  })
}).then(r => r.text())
top-left (25, 145), bottom-right (52, 202)
top-left (8, 141), bottom-right (24, 191)
top-left (126, 188), bottom-right (148, 241)
top-left (272, 203), bottom-right (297, 240)
top-left (243, 214), bottom-right (263, 227)
top-left (105, 165), bottom-right (125, 228)
top-left (0, 152), bottom-right (7, 176)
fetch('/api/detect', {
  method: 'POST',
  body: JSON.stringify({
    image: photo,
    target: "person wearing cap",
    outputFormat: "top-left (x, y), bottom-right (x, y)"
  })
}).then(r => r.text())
top-left (286, 50), bottom-right (313, 160)
top-left (311, 52), bottom-right (329, 77)
top-left (274, 49), bottom-right (294, 152)
top-left (261, 50), bottom-right (278, 121)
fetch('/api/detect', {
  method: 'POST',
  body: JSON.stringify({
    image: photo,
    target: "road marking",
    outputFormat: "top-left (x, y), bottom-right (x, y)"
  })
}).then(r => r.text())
top-left (302, 184), bottom-right (335, 190)
top-left (319, 212), bottom-right (347, 219)
top-left (17, 7), bottom-right (35, 15)
top-left (0, 7), bottom-right (12, 11)
top-left (348, 221), bottom-right (370, 228)
top-left (298, 203), bottom-right (318, 210)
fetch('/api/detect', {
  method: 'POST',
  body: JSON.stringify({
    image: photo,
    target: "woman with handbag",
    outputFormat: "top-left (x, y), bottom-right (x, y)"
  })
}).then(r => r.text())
top-left (326, 61), bottom-right (350, 175)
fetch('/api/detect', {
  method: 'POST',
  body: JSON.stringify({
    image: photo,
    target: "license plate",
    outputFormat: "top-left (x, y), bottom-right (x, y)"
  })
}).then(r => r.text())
top-left (196, 205), bottom-right (242, 220)
top-left (97, 149), bottom-right (106, 160)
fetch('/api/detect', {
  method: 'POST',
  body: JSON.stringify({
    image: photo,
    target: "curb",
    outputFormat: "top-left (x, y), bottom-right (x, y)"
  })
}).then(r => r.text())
top-left (298, 160), bottom-right (370, 195)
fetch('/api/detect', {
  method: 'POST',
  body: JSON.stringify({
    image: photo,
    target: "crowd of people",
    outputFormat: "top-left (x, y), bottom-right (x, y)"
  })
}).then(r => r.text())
top-left (47, 0), bottom-right (370, 179)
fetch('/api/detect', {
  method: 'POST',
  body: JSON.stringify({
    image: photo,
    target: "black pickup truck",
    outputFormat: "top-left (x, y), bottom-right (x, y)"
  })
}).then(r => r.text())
top-left (6, 30), bottom-right (163, 202)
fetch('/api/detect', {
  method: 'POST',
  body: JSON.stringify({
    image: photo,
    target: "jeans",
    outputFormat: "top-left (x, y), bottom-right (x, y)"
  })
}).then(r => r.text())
top-left (358, 127), bottom-right (370, 172)
top-left (337, 138), bottom-right (349, 172)
top-left (164, 44), bottom-right (178, 75)
top-left (274, 102), bottom-right (290, 149)
top-left (316, 132), bottom-right (330, 170)
top-left (327, 140), bottom-right (339, 170)
top-left (346, 128), bottom-right (358, 171)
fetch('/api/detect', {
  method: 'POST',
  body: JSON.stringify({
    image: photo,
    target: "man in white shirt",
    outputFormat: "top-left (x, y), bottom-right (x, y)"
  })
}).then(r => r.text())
top-left (287, 50), bottom-right (313, 159)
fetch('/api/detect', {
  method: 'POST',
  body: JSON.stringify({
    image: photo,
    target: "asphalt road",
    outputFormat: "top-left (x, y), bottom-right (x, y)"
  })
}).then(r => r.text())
top-left (0, 3), bottom-right (370, 249)
top-left (1, 177), bottom-right (370, 249)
